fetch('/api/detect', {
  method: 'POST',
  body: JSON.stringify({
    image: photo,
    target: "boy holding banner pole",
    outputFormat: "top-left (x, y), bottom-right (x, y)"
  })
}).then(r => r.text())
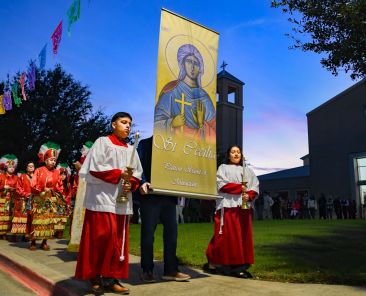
top-left (75, 112), bottom-right (142, 295)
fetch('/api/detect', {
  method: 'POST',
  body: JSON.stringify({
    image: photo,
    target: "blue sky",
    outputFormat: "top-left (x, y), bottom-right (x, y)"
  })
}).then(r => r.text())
top-left (0, 0), bottom-right (356, 174)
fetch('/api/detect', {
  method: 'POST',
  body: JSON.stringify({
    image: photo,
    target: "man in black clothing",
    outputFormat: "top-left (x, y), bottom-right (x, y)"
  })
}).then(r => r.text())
top-left (138, 136), bottom-right (190, 282)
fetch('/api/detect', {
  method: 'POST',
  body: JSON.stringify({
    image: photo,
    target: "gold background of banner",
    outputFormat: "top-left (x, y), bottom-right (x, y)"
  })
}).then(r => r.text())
top-left (151, 9), bottom-right (219, 198)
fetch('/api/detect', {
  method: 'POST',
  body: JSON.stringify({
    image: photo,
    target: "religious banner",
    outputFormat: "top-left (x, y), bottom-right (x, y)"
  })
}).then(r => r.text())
top-left (67, 177), bottom-right (86, 252)
top-left (151, 9), bottom-right (219, 199)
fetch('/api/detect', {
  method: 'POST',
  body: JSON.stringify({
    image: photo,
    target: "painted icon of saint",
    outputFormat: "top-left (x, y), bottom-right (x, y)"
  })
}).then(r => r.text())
top-left (154, 44), bottom-right (216, 141)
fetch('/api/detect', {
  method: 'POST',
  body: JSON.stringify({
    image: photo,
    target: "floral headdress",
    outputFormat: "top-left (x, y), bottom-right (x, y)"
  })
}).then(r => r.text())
top-left (38, 141), bottom-right (61, 163)
top-left (0, 154), bottom-right (18, 169)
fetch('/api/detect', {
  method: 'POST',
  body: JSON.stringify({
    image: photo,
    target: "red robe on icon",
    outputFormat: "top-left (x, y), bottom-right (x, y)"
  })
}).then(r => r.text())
top-left (206, 164), bottom-right (259, 266)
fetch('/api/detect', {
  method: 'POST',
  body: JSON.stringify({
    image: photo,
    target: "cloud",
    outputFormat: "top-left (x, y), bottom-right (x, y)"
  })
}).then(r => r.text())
top-left (243, 100), bottom-right (308, 175)
top-left (226, 18), bottom-right (267, 33)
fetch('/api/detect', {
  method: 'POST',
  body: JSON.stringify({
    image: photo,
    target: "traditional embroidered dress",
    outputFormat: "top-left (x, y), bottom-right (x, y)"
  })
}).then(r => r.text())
top-left (30, 142), bottom-right (63, 240)
top-left (0, 173), bottom-right (18, 235)
top-left (206, 164), bottom-right (259, 266)
top-left (0, 154), bottom-right (18, 236)
top-left (30, 166), bottom-right (63, 239)
top-left (75, 134), bottom-right (142, 280)
top-left (54, 163), bottom-right (72, 233)
top-left (11, 173), bottom-right (32, 234)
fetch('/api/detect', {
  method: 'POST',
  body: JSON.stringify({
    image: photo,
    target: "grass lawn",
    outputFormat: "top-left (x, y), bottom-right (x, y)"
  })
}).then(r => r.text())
top-left (129, 219), bottom-right (366, 285)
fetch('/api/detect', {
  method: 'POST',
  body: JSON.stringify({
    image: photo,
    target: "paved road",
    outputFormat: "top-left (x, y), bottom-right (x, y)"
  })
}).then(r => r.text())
top-left (0, 269), bottom-right (37, 296)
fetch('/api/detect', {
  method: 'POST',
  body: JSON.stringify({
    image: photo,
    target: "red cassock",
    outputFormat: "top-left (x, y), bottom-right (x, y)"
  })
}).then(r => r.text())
top-left (206, 182), bottom-right (257, 266)
top-left (75, 209), bottom-right (130, 279)
top-left (75, 134), bottom-right (141, 280)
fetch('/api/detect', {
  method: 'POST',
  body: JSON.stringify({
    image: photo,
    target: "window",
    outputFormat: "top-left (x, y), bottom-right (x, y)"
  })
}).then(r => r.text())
top-left (360, 185), bottom-right (366, 205)
top-left (228, 86), bottom-right (236, 103)
top-left (228, 92), bottom-right (235, 103)
top-left (357, 158), bottom-right (366, 181)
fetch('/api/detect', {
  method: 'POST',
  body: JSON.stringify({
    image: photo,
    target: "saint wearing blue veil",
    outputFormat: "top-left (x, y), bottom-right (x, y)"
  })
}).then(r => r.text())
top-left (154, 44), bottom-right (216, 141)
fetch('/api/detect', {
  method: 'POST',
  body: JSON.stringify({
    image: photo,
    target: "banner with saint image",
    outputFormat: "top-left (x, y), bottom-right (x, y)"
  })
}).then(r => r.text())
top-left (151, 9), bottom-right (219, 199)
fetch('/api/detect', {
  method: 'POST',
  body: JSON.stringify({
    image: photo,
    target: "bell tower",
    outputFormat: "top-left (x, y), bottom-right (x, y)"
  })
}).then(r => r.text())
top-left (216, 62), bottom-right (245, 164)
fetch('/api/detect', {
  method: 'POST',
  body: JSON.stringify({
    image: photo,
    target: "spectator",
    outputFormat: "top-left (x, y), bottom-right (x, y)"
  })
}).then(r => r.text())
top-left (340, 198), bottom-right (349, 219)
top-left (302, 193), bottom-right (310, 219)
top-left (318, 193), bottom-right (327, 219)
top-left (348, 199), bottom-right (356, 219)
top-left (326, 196), bottom-right (333, 219)
top-left (308, 195), bottom-right (317, 219)
top-left (254, 193), bottom-right (264, 220)
top-left (176, 197), bottom-right (185, 224)
top-left (290, 198), bottom-right (301, 219)
top-left (263, 192), bottom-right (274, 220)
top-left (280, 196), bottom-right (288, 219)
top-left (333, 197), bottom-right (342, 219)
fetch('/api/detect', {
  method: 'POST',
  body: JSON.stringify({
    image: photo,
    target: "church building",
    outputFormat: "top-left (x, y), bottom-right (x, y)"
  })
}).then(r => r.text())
top-left (258, 79), bottom-right (366, 216)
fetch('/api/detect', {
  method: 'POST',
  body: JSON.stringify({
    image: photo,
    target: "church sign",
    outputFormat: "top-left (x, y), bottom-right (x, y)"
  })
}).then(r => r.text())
top-left (151, 9), bottom-right (219, 199)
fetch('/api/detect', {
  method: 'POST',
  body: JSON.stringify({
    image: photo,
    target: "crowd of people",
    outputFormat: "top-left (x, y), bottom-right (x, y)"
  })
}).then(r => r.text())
top-left (0, 143), bottom-right (73, 250)
top-left (254, 192), bottom-right (359, 220)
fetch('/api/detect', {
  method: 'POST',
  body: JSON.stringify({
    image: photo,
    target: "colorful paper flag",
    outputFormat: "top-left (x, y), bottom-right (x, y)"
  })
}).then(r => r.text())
top-left (38, 44), bottom-right (47, 69)
top-left (27, 62), bottom-right (36, 91)
top-left (51, 21), bottom-right (63, 55)
top-left (67, 0), bottom-right (81, 36)
top-left (19, 72), bottom-right (27, 101)
top-left (2, 90), bottom-right (12, 111)
top-left (11, 83), bottom-right (22, 107)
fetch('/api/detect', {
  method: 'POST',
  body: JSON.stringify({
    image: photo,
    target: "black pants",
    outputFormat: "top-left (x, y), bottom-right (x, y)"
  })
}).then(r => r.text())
top-left (140, 196), bottom-right (178, 275)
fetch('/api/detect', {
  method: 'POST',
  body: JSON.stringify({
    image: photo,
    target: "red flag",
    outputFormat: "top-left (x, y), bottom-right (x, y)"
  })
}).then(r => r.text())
top-left (51, 20), bottom-right (63, 55)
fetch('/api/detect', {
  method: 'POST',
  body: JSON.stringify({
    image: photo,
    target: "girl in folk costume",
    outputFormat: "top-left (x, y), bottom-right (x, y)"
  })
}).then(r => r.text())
top-left (75, 112), bottom-right (142, 295)
top-left (54, 163), bottom-right (72, 239)
top-left (30, 142), bottom-right (63, 251)
top-left (0, 154), bottom-right (19, 239)
top-left (205, 145), bottom-right (259, 278)
top-left (12, 161), bottom-right (35, 238)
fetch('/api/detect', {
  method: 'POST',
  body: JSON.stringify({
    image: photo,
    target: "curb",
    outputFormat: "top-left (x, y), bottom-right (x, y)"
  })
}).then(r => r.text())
top-left (0, 252), bottom-right (79, 296)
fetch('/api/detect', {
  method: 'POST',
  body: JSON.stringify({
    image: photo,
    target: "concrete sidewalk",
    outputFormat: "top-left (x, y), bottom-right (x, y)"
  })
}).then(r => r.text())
top-left (0, 239), bottom-right (365, 296)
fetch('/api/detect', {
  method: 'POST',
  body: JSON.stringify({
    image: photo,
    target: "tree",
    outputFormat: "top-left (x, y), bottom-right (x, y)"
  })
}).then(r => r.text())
top-left (0, 64), bottom-right (110, 170)
top-left (271, 0), bottom-right (366, 80)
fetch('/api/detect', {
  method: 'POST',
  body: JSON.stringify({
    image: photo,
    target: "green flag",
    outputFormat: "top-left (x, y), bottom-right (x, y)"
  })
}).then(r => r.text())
top-left (67, 0), bottom-right (81, 36)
